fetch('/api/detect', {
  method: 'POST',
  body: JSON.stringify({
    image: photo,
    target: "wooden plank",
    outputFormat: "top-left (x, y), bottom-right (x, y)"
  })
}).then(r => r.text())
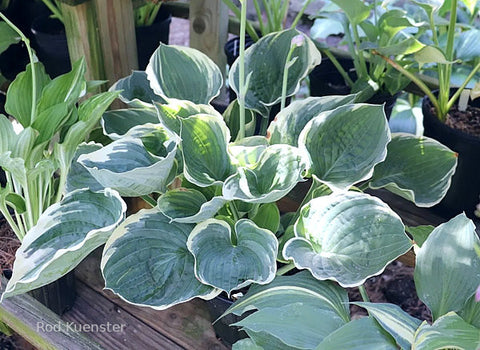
top-left (93, 0), bottom-right (138, 84)
top-left (75, 250), bottom-right (228, 350)
top-left (189, 0), bottom-right (229, 77)
top-left (0, 277), bottom-right (102, 350)
top-left (62, 280), bottom-right (182, 350)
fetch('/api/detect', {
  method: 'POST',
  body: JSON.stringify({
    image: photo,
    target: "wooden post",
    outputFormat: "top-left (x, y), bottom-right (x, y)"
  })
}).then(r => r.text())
top-left (189, 0), bottom-right (229, 79)
top-left (94, 0), bottom-right (138, 85)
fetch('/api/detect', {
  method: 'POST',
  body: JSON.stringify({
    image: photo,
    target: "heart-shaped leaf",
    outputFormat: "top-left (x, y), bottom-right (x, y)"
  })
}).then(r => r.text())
top-left (78, 127), bottom-right (179, 196)
top-left (370, 133), bottom-right (457, 207)
top-left (284, 192), bottom-right (412, 287)
top-left (102, 108), bottom-right (159, 140)
top-left (412, 312), bottom-right (480, 350)
top-left (353, 302), bottom-right (422, 349)
top-left (229, 29), bottom-right (321, 116)
top-left (1, 189), bottom-right (126, 300)
top-left (187, 219), bottom-right (278, 294)
top-left (180, 114), bottom-right (233, 187)
top-left (415, 213), bottom-right (480, 320)
top-left (299, 104), bottom-right (390, 191)
top-left (157, 188), bottom-right (226, 223)
top-left (267, 95), bottom-right (356, 147)
top-left (223, 144), bottom-right (306, 203)
top-left (101, 208), bottom-right (219, 309)
top-left (146, 44), bottom-right (222, 104)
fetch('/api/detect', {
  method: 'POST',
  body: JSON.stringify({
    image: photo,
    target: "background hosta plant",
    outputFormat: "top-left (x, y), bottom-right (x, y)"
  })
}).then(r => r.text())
top-left (2, 4), bottom-right (478, 349)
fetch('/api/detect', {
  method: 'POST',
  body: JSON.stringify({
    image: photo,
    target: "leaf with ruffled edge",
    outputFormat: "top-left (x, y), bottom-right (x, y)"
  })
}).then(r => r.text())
top-left (101, 208), bottom-right (219, 309)
top-left (283, 192), bottom-right (412, 287)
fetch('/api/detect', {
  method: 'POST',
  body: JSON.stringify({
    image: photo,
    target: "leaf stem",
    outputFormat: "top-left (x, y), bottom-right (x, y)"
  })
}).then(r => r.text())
top-left (276, 262), bottom-right (295, 276)
top-left (358, 285), bottom-right (370, 303)
top-left (237, 0), bottom-right (248, 140)
top-left (321, 48), bottom-right (354, 87)
top-left (290, 0), bottom-right (313, 28)
top-left (447, 61), bottom-right (480, 111)
top-left (141, 195), bottom-right (157, 208)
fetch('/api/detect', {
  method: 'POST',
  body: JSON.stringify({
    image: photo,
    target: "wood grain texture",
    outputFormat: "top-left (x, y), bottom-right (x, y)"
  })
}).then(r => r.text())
top-left (75, 250), bottom-right (228, 350)
top-left (0, 277), bottom-right (102, 350)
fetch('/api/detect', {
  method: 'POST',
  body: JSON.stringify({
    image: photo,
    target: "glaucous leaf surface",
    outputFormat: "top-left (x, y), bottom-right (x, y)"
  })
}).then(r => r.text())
top-left (187, 219), bottom-right (278, 294)
top-left (157, 188), bottom-right (226, 223)
top-left (101, 208), bottom-right (219, 309)
top-left (101, 108), bottom-right (159, 140)
top-left (1, 189), bottom-right (126, 299)
top-left (370, 133), bottom-right (457, 207)
top-left (223, 144), bottom-right (306, 203)
top-left (415, 214), bottom-right (480, 320)
top-left (180, 114), bottom-right (233, 187)
top-left (299, 104), bottom-right (390, 191)
top-left (267, 95), bottom-right (356, 146)
top-left (232, 339), bottom-right (263, 350)
top-left (65, 142), bottom-right (104, 193)
top-left (284, 192), bottom-right (412, 287)
top-left (229, 29), bottom-right (321, 116)
top-left (146, 44), bottom-right (222, 104)
top-left (110, 70), bottom-right (164, 106)
top-left (455, 29), bottom-right (480, 62)
top-left (316, 317), bottom-right (398, 350)
top-left (353, 302), bottom-right (422, 349)
top-left (78, 128), bottom-right (178, 196)
top-left (413, 312), bottom-right (480, 350)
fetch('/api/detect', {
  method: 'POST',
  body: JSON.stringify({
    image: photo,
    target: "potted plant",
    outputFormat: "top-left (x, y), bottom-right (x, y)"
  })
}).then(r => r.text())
top-left (309, 0), bottom-right (424, 116)
top-left (0, 13), bottom-right (121, 314)
top-left (3, 2), bottom-right (480, 348)
top-left (373, 0), bottom-right (480, 217)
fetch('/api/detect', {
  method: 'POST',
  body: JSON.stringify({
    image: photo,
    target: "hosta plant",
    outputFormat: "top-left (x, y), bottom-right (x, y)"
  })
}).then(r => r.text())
top-left (1, 4), bottom-right (480, 349)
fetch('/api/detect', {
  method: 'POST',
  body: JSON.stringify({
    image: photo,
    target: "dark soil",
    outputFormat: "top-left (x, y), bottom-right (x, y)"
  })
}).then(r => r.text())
top-left (444, 104), bottom-right (480, 137)
top-left (0, 217), bottom-right (19, 282)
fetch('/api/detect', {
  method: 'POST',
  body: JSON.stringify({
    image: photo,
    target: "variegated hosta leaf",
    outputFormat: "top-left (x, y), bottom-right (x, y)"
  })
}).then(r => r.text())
top-left (267, 95), bottom-right (356, 147)
top-left (187, 219), bottom-right (278, 294)
top-left (413, 312), bottom-right (480, 350)
top-left (284, 192), bottom-right (412, 287)
top-left (146, 44), bottom-right (222, 104)
top-left (1, 189), bottom-right (126, 300)
top-left (370, 133), bottom-right (457, 207)
top-left (415, 214), bottom-right (480, 320)
top-left (109, 70), bottom-right (164, 106)
top-left (223, 100), bottom-right (257, 140)
top-left (299, 104), bottom-right (390, 191)
top-left (180, 114), bottom-right (234, 187)
top-left (353, 302), bottom-right (422, 349)
top-left (229, 29), bottom-right (321, 116)
top-left (316, 317), bottom-right (398, 349)
top-left (101, 108), bottom-right (159, 140)
top-left (65, 142), bottom-right (104, 193)
top-left (154, 99), bottom-right (223, 135)
top-left (101, 208), bottom-right (219, 309)
top-left (78, 127), bottom-right (179, 196)
top-left (223, 144), bottom-right (306, 203)
top-left (224, 272), bottom-right (350, 349)
top-left (157, 188), bottom-right (226, 223)
top-left (228, 136), bottom-right (269, 167)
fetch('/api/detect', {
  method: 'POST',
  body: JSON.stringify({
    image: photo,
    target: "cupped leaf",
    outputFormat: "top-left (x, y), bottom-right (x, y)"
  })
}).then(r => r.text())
top-left (267, 95), bottom-right (356, 147)
top-left (154, 99), bottom-right (223, 135)
top-left (78, 128), bottom-right (179, 196)
top-left (299, 104), bottom-right (390, 191)
top-left (187, 219), bottom-right (278, 294)
top-left (223, 144), bottom-right (306, 203)
top-left (157, 188), bottom-right (226, 223)
top-left (415, 213), bottom-right (480, 320)
top-left (101, 208), bottom-right (219, 309)
top-left (413, 312), bottom-right (480, 350)
top-left (228, 136), bottom-right (269, 167)
top-left (180, 114), bottom-right (233, 187)
top-left (101, 108), bottom-right (159, 140)
top-left (353, 302), bottom-right (422, 349)
top-left (223, 100), bottom-right (257, 140)
top-left (370, 133), bottom-right (457, 207)
top-left (230, 29), bottom-right (321, 116)
top-left (110, 70), bottom-right (165, 106)
top-left (65, 142), bottom-right (104, 193)
top-left (146, 44), bottom-right (222, 104)
top-left (1, 189), bottom-right (126, 300)
top-left (284, 192), bottom-right (412, 287)
top-left (316, 317), bottom-right (398, 350)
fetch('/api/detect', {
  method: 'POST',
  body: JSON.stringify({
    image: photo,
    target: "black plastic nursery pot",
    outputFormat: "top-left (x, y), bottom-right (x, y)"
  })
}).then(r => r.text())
top-left (206, 294), bottom-right (247, 346)
top-left (135, 8), bottom-right (172, 70)
top-left (31, 15), bottom-right (71, 78)
top-left (422, 94), bottom-right (480, 218)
